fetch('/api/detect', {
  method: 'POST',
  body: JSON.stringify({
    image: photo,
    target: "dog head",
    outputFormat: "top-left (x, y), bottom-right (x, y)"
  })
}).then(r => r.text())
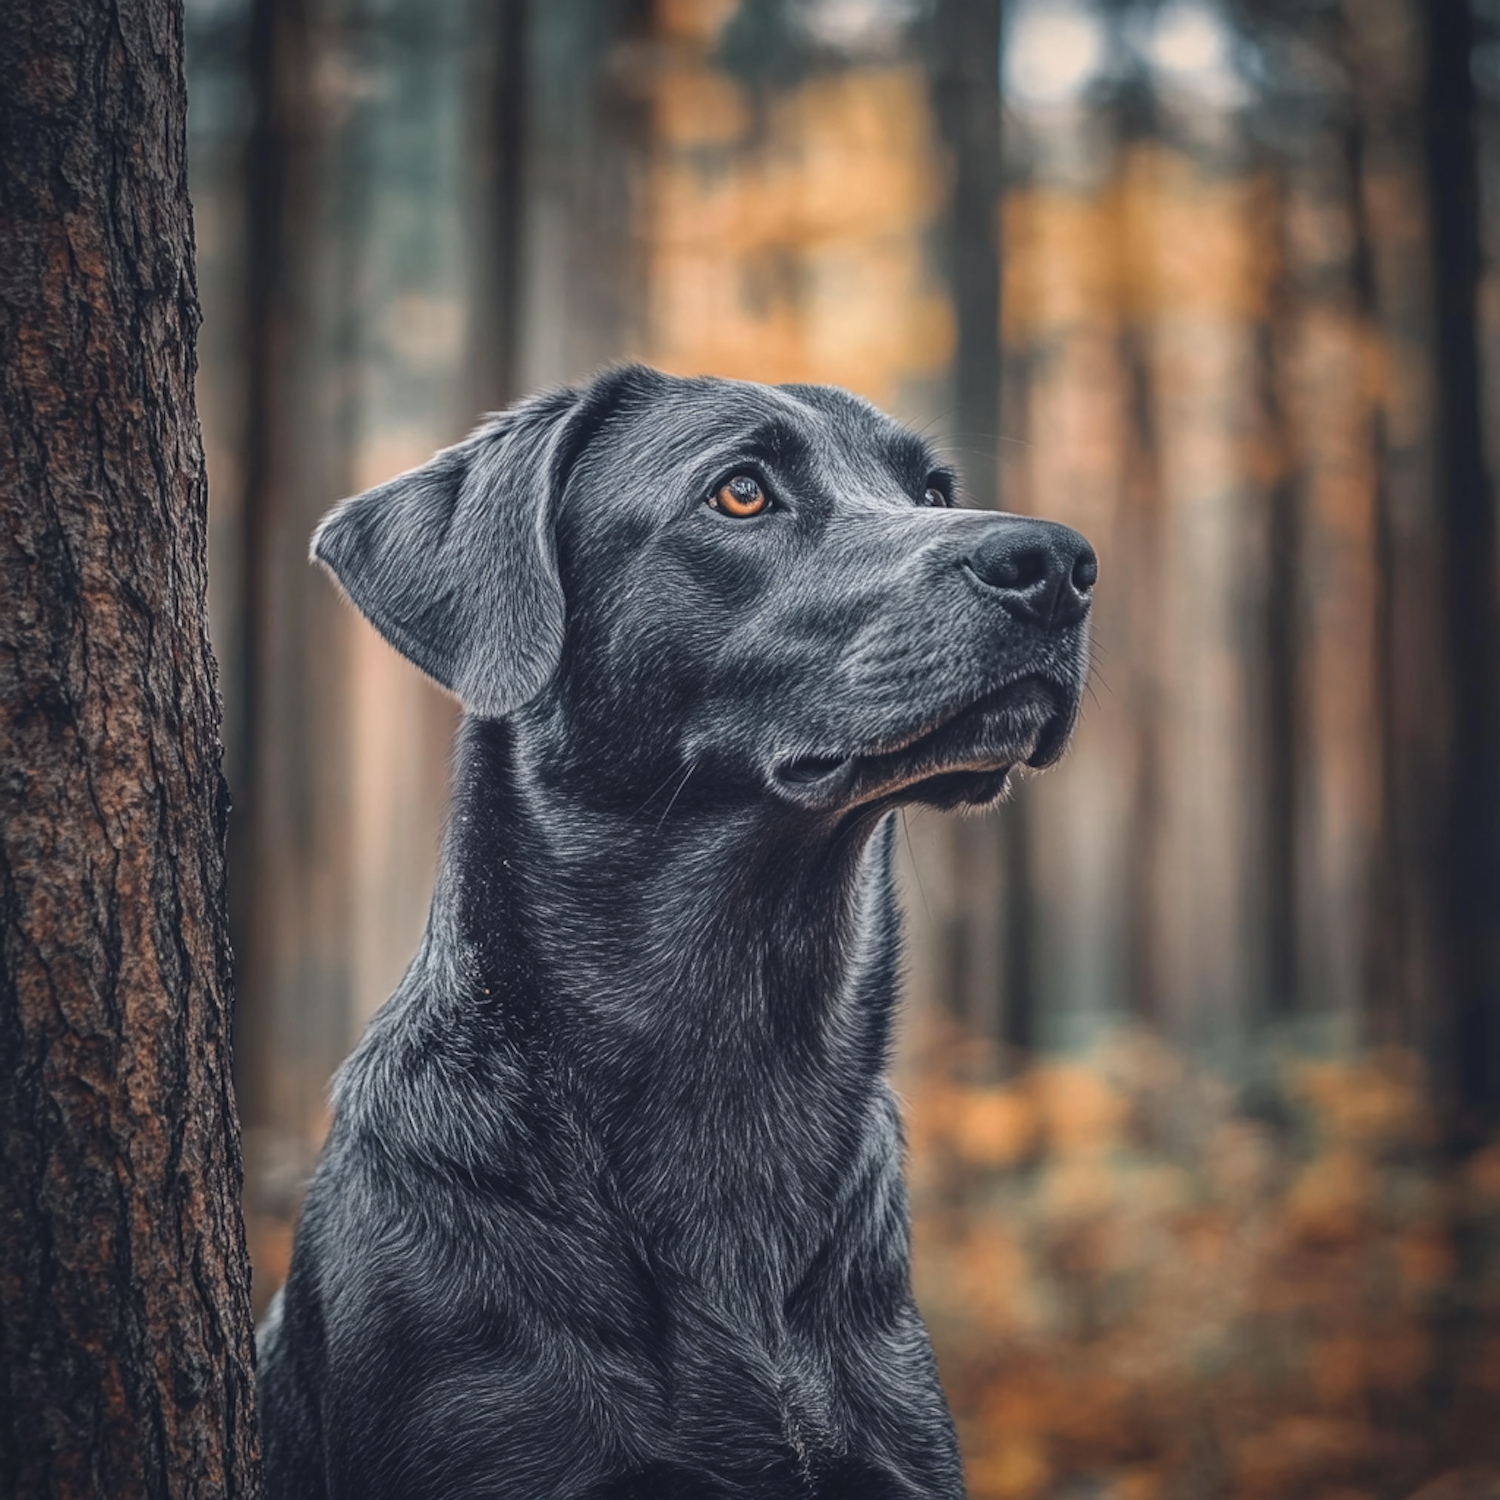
top-left (314, 364), bottom-right (1094, 818)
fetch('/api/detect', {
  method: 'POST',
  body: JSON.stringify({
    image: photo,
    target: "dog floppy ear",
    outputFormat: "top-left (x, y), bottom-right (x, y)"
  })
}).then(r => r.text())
top-left (312, 370), bottom-right (640, 718)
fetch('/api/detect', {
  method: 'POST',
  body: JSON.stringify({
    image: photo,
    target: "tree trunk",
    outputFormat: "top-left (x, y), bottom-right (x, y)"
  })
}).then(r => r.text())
top-left (1254, 158), bottom-right (1305, 1023)
top-left (927, 0), bottom-right (1029, 1053)
top-left (1339, 26), bottom-right (1404, 1046)
top-left (1424, 0), bottom-right (1500, 1136)
top-left (929, 0), bottom-right (1002, 515)
top-left (0, 0), bottom-right (262, 1494)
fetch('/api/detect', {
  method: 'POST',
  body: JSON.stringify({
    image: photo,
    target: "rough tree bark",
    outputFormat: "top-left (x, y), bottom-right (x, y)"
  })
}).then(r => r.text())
top-left (0, 0), bottom-right (262, 1494)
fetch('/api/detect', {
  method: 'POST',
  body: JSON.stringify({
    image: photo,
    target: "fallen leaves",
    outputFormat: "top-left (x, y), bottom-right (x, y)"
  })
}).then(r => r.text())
top-left (905, 1027), bottom-right (1500, 1500)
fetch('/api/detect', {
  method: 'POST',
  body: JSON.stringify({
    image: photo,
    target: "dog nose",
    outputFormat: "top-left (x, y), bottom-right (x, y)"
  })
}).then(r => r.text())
top-left (966, 518), bottom-right (1096, 629)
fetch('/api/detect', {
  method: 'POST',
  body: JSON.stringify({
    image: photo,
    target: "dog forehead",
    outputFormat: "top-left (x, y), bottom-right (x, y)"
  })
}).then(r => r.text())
top-left (576, 372), bottom-right (929, 506)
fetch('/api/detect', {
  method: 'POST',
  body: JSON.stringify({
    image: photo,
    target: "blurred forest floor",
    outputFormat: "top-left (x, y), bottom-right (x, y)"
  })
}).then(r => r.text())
top-left (904, 1028), bottom-right (1500, 1500)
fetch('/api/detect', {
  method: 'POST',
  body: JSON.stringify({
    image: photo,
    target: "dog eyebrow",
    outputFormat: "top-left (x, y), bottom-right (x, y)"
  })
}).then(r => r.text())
top-left (731, 415), bottom-right (815, 471)
top-left (885, 430), bottom-right (947, 492)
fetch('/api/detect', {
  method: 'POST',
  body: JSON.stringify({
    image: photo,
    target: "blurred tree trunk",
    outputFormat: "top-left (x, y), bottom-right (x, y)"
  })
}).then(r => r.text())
top-left (1423, 0), bottom-right (1500, 1135)
top-left (1107, 94), bottom-right (1167, 1031)
top-left (0, 0), bottom-right (261, 1494)
top-left (929, 0), bottom-right (1002, 515)
top-left (469, 0), bottom-right (530, 414)
top-left (234, 0), bottom-right (362, 1298)
top-left (929, 0), bottom-right (1031, 1056)
top-left (1255, 159), bottom-right (1306, 1022)
top-left (523, 0), bottom-right (653, 385)
top-left (1339, 24), bottom-right (1404, 1044)
top-left (1334, 0), bottom-right (1451, 1059)
top-left (1116, 300), bottom-right (1166, 1027)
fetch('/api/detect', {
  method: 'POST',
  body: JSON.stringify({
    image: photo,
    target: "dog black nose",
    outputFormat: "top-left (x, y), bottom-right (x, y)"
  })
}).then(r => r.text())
top-left (966, 518), bottom-right (1096, 629)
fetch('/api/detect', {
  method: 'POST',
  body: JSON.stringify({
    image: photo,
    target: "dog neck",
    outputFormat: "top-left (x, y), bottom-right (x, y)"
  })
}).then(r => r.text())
top-left (385, 715), bottom-right (905, 1275)
top-left (436, 715), bottom-right (899, 1064)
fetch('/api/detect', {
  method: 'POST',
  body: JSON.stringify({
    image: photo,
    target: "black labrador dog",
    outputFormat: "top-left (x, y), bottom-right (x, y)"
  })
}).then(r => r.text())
top-left (257, 364), bottom-right (1094, 1500)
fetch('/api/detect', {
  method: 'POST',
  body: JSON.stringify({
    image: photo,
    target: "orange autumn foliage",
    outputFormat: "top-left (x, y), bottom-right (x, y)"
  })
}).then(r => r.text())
top-left (903, 1027), bottom-right (1500, 1500)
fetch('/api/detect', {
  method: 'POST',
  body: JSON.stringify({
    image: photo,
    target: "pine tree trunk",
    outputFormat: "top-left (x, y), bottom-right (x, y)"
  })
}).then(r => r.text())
top-left (0, 0), bottom-right (262, 1493)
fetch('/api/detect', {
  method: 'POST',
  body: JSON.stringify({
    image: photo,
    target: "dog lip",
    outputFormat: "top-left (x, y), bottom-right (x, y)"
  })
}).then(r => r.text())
top-left (775, 675), bottom-right (1069, 804)
top-left (1025, 707), bottom-right (1075, 769)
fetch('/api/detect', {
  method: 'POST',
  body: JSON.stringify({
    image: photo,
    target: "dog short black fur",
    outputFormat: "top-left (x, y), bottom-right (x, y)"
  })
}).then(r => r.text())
top-left (256, 364), bottom-right (1095, 1500)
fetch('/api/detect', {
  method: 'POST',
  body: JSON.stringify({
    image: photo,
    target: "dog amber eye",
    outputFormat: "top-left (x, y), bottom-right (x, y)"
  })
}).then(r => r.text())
top-left (712, 476), bottom-right (768, 517)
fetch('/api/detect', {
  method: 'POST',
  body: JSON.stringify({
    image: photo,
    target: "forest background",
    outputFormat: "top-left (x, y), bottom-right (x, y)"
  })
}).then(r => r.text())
top-left (184, 0), bottom-right (1500, 1495)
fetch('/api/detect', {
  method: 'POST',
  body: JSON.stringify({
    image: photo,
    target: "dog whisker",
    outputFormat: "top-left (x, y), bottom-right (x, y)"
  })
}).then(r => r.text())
top-left (652, 759), bottom-right (697, 834)
top-left (899, 809), bottom-right (933, 927)
top-left (632, 762), bottom-right (693, 820)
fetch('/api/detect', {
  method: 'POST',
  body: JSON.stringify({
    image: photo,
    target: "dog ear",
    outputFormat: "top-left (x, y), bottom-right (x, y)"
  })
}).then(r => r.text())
top-left (312, 368), bottom-right (644, 718)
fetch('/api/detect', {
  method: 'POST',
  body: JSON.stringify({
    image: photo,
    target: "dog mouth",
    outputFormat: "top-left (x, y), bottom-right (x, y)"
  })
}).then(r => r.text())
top-left (776, 676), bottom-right (1075, 812)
